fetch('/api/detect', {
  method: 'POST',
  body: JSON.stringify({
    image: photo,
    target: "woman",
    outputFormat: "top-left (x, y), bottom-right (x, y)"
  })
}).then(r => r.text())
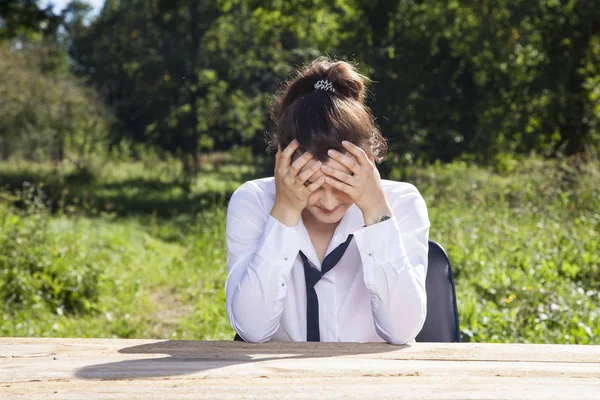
top-left (225, 57), bottom-right (430, 344)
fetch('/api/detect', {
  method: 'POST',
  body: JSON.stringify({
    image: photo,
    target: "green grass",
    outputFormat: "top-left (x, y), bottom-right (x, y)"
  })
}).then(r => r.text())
top-left (390, 156), bottom-right (600, 343)
top-left (0, 154), bottom-right (598, 343)
top-left (0, 157), bottom-right (240, 339)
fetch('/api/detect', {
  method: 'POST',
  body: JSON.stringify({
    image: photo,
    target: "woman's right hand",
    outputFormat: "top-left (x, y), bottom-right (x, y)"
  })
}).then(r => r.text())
top-left (271, 139), bottom-right (325, 226)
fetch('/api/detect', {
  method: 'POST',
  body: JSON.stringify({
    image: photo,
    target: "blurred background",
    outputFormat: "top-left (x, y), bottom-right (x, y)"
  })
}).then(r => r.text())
top-left (0, 0), bottom-right (598, 343)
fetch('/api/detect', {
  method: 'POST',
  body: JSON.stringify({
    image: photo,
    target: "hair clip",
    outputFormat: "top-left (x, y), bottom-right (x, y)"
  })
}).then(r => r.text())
top-left (314, 79), bottom-right (335, 92)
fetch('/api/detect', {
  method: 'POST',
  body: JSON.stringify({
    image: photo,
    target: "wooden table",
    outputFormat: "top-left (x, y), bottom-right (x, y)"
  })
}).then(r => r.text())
top-left (1, 338), bottom-right (599, 399)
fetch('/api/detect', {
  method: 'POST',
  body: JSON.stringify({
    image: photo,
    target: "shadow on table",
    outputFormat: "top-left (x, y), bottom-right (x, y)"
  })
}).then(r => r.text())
top-left (75, 340), bottom-right (409, 380)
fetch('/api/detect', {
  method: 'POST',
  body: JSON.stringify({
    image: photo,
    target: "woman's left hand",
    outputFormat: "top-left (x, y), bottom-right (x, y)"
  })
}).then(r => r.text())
top-left (322, 141), bottom-right (394, 226)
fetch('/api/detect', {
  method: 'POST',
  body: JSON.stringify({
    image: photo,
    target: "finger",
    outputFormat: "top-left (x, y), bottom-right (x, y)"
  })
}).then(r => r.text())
top-left (321, 165), bottom-right (360, 186)
top-left (341, 140), bottom-right (371, 167)
top-left (289, 151), bottom-right (314, 176)
top-left (282, 139), bottom-right (299, 157)
top-left (325, 176), bottom-right (356, 196)
top-left (306, 175), bottom-right (326, 193)
top-left (280, 140), bottom-right (299, 168)
top-left (305, 168), bottom-right (324, 186)
top-left (298, 160), bottom-right (322, 184)
top-left (327, 149), bottom-right (362, 176)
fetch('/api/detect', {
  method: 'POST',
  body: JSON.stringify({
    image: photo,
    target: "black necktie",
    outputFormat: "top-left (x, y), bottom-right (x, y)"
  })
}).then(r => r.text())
top-left (299, 234), bottom-right (354, 342)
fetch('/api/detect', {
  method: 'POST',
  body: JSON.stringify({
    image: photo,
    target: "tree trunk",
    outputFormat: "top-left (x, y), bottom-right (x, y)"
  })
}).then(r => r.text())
top-left (186, 0), bottom-right (200, 178)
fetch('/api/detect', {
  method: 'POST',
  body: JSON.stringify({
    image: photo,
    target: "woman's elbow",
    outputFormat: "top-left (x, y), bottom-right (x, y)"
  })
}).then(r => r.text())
top-left (383, 316), bottom-right (426, 345)
top-left (228, 296), bottom-right (278, 343)
top-left (234, 327), bottom-right (273, 343)
top-left (379, 299), bottom-right (427, 345)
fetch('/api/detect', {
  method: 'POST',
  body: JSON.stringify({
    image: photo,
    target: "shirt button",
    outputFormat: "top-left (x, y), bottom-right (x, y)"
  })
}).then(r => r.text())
top-left (284, 257), bottom-right (288, 261)
top-left (368, 252), bottom-right (373, 257)
top-left (281, 283), bottom-right (285, 287)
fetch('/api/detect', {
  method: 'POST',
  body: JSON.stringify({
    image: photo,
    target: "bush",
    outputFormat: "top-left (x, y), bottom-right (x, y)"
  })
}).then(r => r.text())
top-left (0, 185), bottom-right (101, 315)
top-left (1, 156), bottom-right (597, 343)
top-left (0, 42), bottom-right (112, 164)
top-left (390, 155), bottom-right (600, 343)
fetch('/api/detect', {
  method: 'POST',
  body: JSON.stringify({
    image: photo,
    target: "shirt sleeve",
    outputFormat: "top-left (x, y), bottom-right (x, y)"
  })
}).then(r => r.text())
top-left (224, 182), bottom-right (302, 343)
top-left (352, 183), bottom-right (430, 345)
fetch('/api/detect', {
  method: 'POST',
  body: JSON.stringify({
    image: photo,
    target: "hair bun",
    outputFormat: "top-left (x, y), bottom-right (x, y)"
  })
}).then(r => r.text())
top-left (270, 57), bottom-right (370, 125)
top-left (321, 58), bottom-right (369, 104)
top-left (266, 56), bottom-right (386, 164)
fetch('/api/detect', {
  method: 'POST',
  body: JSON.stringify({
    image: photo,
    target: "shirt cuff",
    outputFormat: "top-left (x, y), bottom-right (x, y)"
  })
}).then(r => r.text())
top-left (353, 217), bottom-right (409, 287)
top-left (255, 214), bottom-right (303, 271)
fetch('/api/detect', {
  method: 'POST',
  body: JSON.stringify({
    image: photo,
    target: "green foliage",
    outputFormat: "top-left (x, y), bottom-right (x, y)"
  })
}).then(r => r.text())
top-left (1, 155), bottom-right (598, 343)
top-left (336, 0), bottom-right (600, 163)
top-left (389, 154), bottom-right (600, 343)
top-left (59, 0), bottom-right (600, 164)
top-left (65, 0), bottom-right (355, 170)
top-left (3, 1), bottom-right (600, 164)
top-left (0, 185), bottom-right (101, 316)
top-left (0, 42), bottom-right (112, 165)
top-left (0, 0), bottom-right (61, 40)
top-left (0, 157), bottom-right (236, 338)
top-left (1, 0), bottom-right (599, 344)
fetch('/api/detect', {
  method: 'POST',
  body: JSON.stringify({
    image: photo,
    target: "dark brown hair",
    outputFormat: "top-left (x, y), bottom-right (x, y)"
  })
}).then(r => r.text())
top-left (266, 56), bottom-right (387, 163)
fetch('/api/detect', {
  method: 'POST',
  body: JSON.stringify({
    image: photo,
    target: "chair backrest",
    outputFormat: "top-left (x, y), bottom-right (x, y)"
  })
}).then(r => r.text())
top-left (415, 240), bottom-right (460, 342)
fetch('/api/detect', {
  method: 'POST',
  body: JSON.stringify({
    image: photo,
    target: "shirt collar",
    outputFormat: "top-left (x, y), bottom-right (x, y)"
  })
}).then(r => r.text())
top-left (297, 203), bottom-right (365, 269)
top-left (266, 177), bottom-right (366, 268)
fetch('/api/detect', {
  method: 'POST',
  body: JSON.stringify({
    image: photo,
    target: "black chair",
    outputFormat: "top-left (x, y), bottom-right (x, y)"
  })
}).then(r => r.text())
top-left (234, 239), bottom-right (460, 343)
top-left (415, 240), bottom-right (460, 342)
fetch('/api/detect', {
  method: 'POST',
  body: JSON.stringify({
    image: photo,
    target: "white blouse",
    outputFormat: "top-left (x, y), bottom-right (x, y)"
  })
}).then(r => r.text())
top-left (225, 177), bottom-right (430, 344)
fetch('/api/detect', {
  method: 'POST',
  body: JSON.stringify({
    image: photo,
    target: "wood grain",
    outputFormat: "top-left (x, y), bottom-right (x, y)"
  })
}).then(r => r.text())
top-left (1, 338), bottom-right (599, 399)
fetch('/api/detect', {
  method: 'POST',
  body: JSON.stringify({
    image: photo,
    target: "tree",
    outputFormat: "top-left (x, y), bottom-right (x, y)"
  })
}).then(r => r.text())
top-left (0, 0), bottom-right (61, 40)
top-left (0, 42), bottom-right (112, 164)
top-left (59, 0), bottom-right (600, 166)
top-left (68, 0), bottom-right (346, 175)
top-left (340, 0), bottom-right (600, 163)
